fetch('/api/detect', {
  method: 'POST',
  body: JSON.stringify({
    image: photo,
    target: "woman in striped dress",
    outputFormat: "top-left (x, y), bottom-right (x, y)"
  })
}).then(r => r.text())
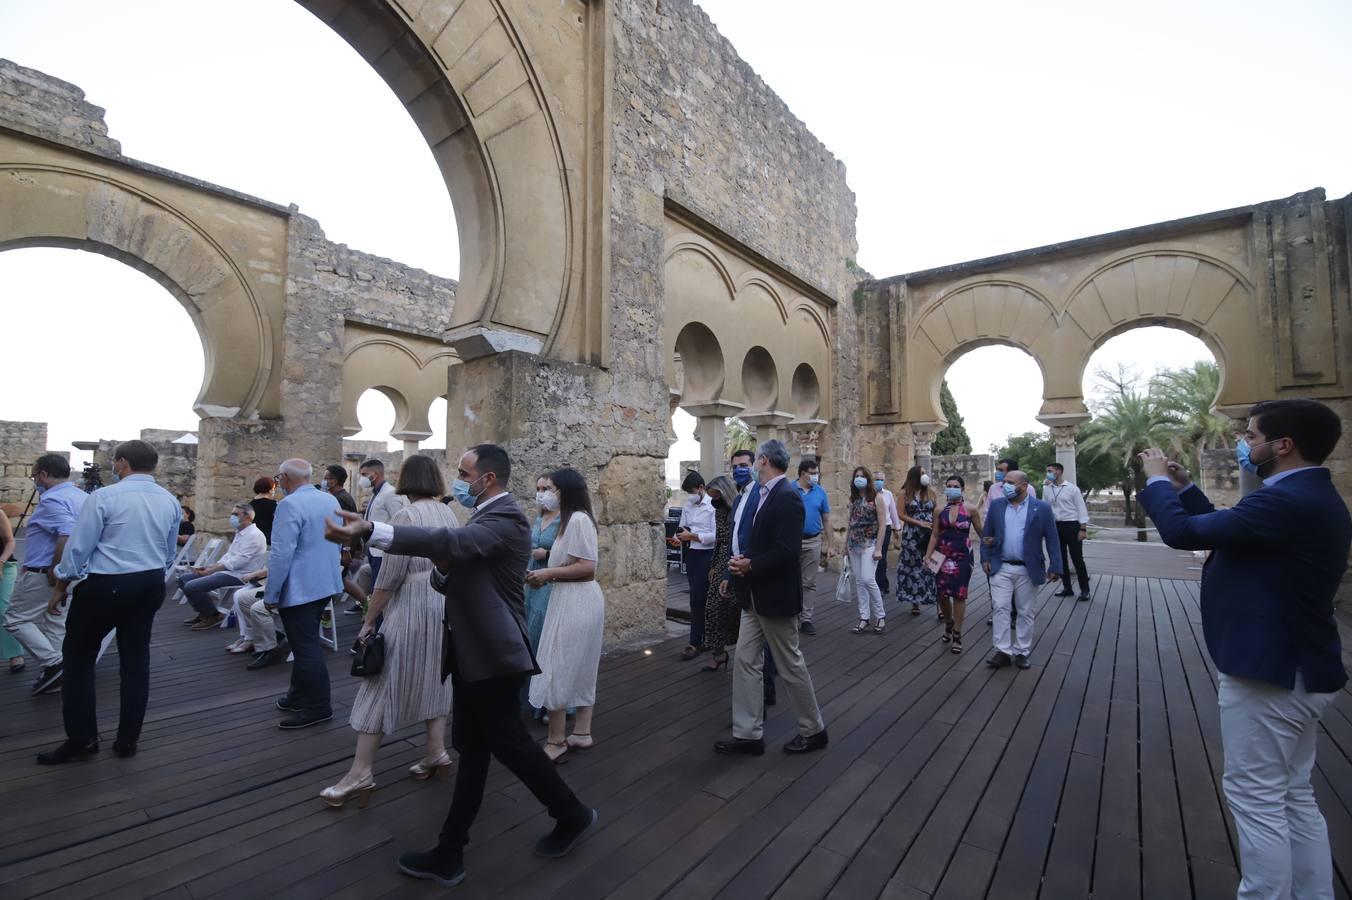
top-left (320, 454), bottom-right (460, 808)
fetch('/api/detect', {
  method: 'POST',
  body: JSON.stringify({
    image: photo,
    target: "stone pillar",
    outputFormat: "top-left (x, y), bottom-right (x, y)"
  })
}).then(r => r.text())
top-left (1051, 425), bottom-right (1079, 486)
top-left (392, 432), bottom-right (428, 458)
top-left (911, 424), bottom-right (937, 472)
top-left (196, 417), bottom-right (299, 534)
top-left (695, 415), bottom-right (725, 478)
top-left (742, 412), bottom-right (795, 447)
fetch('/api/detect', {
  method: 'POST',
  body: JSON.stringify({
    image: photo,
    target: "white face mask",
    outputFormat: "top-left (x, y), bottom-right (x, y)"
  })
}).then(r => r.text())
top-left (808, 473), bottom-right (820, 485)
top-left (919, 474), bottom-right (931, 487)
top-left (358, 475), bottom-right (372, 491)
top-left (536, 490), bottom-right (560, 512)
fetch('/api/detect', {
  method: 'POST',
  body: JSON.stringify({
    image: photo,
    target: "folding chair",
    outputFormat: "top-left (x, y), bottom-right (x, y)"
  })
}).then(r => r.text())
top-left (172, 538), bottom-right (224, 604)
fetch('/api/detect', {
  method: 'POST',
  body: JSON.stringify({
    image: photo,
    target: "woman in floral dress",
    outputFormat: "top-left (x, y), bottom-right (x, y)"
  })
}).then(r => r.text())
top-left (699, 475), bottom-right (739, 669)
top-left (926, 475), bottom-right (983, 654)
top-left (896, 465), bottom-right (938, 616)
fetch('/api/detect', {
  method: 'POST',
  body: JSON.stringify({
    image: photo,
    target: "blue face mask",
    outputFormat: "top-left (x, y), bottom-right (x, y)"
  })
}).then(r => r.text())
top-left (1002, 482), bottom-right (1018, 500)
top-left (1236, 438), bottom-right (1278, 475)
top-left (874, 479), bottom-right (885, 492)
top-left (853, 476), bottom-right (868, 490)
top-left (32, 478), bottom-right (47, 494)
top-left (451, 473), bottom-right (487, 509)
top-left (732, 465), bottom-right (752, 486)
top-left (229, 514), bottom-right (241, 529)
top-left (994, 471), bottom-right (1005, 483)
top-left (945, 487), bottom-right (963, 502)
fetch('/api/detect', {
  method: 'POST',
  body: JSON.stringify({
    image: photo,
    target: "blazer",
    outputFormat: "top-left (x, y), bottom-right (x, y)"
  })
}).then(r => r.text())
top-left (385, 492), bottom-right (538, 684)
top-left (981, 496), bottom-right (1063, 585)
top-left (263, 484), bottom-right (344, 608)
top-left (1140, 471), bottom-right (1350, 693)
top-left (729, 477), bottom-right (806, 618)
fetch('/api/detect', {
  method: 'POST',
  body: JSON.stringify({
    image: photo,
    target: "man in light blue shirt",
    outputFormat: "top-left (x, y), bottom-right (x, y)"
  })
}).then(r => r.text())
top-left (38, 441), bottom-right (179, 765)
top-left (980, 470), bottom-right (1062, 670)
top-left (5, 453), bottom-right (85, 696)
top-left (265, 457), bottom-right (343, 729)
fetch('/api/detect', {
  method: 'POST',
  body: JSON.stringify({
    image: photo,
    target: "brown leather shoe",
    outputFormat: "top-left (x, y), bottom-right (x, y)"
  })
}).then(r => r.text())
top-left (191, 614), bottom-right (225, 631)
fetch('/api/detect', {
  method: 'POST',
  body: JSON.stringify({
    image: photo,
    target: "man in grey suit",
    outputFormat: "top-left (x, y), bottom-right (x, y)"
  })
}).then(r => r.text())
top-left (327, 443), bottom-right (594, 888)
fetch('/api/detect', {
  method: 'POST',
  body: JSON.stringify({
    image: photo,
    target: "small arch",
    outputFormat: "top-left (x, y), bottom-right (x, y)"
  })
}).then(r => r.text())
top-left (741, 346), bottom-right (779, 412)
top-left (664, 240), bottom-right (738, 299)
top-left (735, 275), bottom-right (789, 324)
top-left (791, 363), bottom-right (822, 420)
top-left (673, 321), bottom-right (725, 403)
top-left (789, 301), bottom-right (831, 349)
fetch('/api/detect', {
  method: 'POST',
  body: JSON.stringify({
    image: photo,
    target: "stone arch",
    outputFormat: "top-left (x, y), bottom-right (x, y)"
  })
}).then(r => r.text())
top-left (740, 346), bottom-right (779, 412)
top-left (671, 321), bottom-right (725, 403)
top-left (0, 165), bottom-right (272, 418)
top-left (790, 363), bottom-right (822, 420)
top-left (341, 335), bottom-right (457, 439)
top-left (736, 275), bottom-right (789, 324)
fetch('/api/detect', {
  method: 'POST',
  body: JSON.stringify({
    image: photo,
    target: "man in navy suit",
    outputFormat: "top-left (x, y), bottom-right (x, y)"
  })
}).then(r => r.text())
top-left (1139, 398), bottom-right (1350, 900)
top-left (981, 470), bottom-right (1062, 670)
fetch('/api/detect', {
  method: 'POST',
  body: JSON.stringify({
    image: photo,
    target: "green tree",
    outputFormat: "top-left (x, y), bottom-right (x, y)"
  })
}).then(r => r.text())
top-left (1079, 391), bottom-right (1180, 540)
top-left (932, 380), bottom-right (972, 455)
top-left (993, 431), bottom-right (1056, 477)
top-left (724, 417), bottom-right (756, 458)
top-left (1074, 421), bottom-right (1127, 494)
top-left (1151, 360), bottom-right (1231, 470)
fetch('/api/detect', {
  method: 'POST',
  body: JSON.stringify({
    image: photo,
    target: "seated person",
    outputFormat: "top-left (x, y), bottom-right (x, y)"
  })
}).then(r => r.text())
top-left (180, 503), bottom-right (269, 631)
top-left (229, 571), bottom-right (289, 670)
top-left (224, 569), bottom-right (268, 654)
top-left (177, 505), bottom-right (196, 546)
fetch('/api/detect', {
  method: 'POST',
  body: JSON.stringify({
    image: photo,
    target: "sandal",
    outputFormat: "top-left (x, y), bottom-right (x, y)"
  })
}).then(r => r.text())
top-left (702, 652), bottom-right (729, 672)
top-left (951, 634), bottom-right (963, 654)
top-left (873, 618), bottom-right (886, 635)
top-left (680, 645), bottom-right (700, 661)
top-left (910, 603), bottom-right (920, 616)
top-left (941, 623), bottom-right (953, 643)
top-left (544, 740), bottom-right (569, 763)
top-left (851, 620), bottom-right (869, 634)
top-left (566, 733), bottom-right (594, 751)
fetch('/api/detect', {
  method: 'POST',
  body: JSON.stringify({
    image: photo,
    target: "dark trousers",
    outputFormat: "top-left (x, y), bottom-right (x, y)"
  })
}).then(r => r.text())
top-left (763, 647), bottom-right (777, 700)
top-left (179, 571), bottom-right (244, 617)
top-left (1056, 521), bottom-right (1090, 593)
top-left (684, 548), bottom-right (714, 648)
top-left (876, 526), bottom-right (894, 595)
top-left (367, 555), bottom-right (383, 584)
top-left (440, 672), bottom-right (586, 850)
top-left (62, 570), bottom-right (164, 745)
top-left (278, 598), bottom-right (332, 715)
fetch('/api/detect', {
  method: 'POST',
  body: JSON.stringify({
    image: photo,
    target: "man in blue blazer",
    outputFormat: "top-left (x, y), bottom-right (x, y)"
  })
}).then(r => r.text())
top-left (980, 470), bottom-right (1062, 669)
top-left (1139, 398), bottom-right (1350, 900)
top-left (265, 458), bottom-right (343, 729)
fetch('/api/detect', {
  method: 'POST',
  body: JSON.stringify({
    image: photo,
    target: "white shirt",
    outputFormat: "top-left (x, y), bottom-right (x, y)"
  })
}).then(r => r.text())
top-left (879, 488), bottom-right (902, 530)
top-left (677, 493), bottom-right (717, 550)
top-left (217, 523), bottom-right (268, 577)
top-left (368, 490), bottom-right (510, 550)
top-left (1041, 480), bottom-right (1090, 526)
top-left (364, 480), bottom-right (408, 558)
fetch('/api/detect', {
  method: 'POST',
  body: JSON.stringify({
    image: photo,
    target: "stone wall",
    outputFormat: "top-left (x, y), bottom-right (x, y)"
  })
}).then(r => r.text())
top-left (930, 454), bottom-right (994, 505)
top-left (92, 430), bottom-right (197, 506)
top-left (0, 420), bottom-right (48, 504)
top-left (1198, 448), bottom-right (1242, 508)
top-left (0, 58), bottom-right (119, 156)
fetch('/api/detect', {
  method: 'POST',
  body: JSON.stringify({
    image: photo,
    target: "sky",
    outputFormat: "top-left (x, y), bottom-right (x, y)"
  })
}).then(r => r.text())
top-left (1, 1), bottom-right (1349, 470)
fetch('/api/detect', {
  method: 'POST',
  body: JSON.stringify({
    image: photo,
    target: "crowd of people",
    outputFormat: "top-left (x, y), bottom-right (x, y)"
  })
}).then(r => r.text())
top-left (1, 395), bottom-right (1348, 896)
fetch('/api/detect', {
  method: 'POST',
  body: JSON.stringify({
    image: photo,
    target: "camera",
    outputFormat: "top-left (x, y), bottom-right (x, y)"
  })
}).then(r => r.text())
top-left (81, 462), bottom-right (103, 493)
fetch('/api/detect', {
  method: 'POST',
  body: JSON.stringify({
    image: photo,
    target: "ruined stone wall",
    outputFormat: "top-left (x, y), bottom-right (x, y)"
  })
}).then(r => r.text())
top-left (1198, 448), bottom-right (1241, 508)
top-left (0, 420), bottom-right (48, 505)
top-left (930, 454), bottom-right (995, 505)
top-left (92, 432), bottom-right (197, 506)
top-left (0, 58), bottom-right (119, 156)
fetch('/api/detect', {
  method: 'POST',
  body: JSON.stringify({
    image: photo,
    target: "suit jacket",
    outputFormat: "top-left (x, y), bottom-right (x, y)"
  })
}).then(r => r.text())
top-left (1140, 471), bottom-right (1350, 693)
top-left (730, 477), bottom-right (806, 618)
top-left (981, 495), bottom-right (1063, 585)
top-left (263, 484), bottom-right (343, 608)
top-left (385, 492), bottom-right (537, 683)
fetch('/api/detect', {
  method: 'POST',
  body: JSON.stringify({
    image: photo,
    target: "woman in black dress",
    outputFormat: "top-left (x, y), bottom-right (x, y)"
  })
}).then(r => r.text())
top-left (699, 475), bottom-right (739, 670)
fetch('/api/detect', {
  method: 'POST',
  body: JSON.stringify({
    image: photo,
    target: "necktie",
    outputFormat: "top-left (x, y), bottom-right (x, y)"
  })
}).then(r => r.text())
top-left (737, 482), bottom-right (762, 554)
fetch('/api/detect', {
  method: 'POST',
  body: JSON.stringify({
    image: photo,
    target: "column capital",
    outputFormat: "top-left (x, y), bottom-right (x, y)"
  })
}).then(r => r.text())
top-left (741, 411), bottom-right (796, 428)
top-left (1049, 424), bottom-right (1079, 451)
top-left (789, 419), bottom-right (828, 459)
top-left (682, 401), bottom-right (745, 419)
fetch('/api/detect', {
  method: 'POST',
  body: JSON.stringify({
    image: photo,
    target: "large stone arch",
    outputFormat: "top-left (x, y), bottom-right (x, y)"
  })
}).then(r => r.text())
top-left (0, 164), bottom-right (276, 418)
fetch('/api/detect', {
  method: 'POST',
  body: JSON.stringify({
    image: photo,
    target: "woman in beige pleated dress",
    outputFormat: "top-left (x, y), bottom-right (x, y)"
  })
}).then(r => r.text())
top-left (320, 454), bottom-right (460, 808)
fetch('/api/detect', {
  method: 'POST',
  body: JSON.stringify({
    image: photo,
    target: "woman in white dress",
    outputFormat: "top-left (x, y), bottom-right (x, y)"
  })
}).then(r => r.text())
top-left (319, 455), bottom-right (460, 808)
top-left (526, 467), bottom-right (604, 764)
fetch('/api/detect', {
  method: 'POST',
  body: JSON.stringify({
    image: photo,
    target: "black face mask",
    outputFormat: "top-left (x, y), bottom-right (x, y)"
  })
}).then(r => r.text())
top-left (712, 497), bottom-right (727, 511)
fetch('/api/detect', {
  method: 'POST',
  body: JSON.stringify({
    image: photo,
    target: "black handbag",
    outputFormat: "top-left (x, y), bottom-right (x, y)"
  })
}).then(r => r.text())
top-left (350, 632), bottom-right (386, 677)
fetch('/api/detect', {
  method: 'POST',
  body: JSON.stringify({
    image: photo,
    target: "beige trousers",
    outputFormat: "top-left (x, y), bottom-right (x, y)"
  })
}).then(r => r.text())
top-left (732, 608), bottom-right (824, 741)
top-left (798, 535), bottom-right (822, 623)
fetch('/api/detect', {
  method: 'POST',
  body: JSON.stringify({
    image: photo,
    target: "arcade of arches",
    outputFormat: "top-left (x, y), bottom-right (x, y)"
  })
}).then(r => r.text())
top-left (3, 0), bottom-right (1352, 641)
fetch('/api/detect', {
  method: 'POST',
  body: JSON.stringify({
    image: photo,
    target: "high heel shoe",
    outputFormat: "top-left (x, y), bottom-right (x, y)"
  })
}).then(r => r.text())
top-left (319, 774), bottom-right (376, 808)
top-left (702, 652), bottom-right (729, 672)
top-left (873, 618), bottom-right (887, 635)
top-left (409, 751), bottom-right (452, 781)
top-left (566, 733), bottom-right (594, 751)
top-left (544, 740), bottom-right (568, 763)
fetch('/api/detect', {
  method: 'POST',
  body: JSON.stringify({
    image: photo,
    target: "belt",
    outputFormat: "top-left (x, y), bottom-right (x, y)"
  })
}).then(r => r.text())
top-left (803, 533), bottom-right (821, 539)
top-left (1005, 559), bottom-right (1025, 566)
top-left (22, 566), bottom-right (50, 574)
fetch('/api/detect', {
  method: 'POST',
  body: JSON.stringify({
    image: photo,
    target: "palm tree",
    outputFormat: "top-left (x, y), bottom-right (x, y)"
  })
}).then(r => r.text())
top-left (724, 417), bottom-right (756, 457)
top-left (1080, 391), bottom-right (1180, 541)
top-left (1151, 360), bottom-right (1232, 470)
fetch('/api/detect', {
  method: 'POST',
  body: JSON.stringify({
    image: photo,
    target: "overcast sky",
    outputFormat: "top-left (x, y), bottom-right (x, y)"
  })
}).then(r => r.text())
top-left (1, 1), bottom-right (1349, 475)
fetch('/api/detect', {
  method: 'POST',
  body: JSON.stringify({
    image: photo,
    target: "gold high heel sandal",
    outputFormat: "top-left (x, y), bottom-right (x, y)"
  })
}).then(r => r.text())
top-left (409, 752), bottom-right (452, 781)
top-left (319, 774), bottom-right (376, 808)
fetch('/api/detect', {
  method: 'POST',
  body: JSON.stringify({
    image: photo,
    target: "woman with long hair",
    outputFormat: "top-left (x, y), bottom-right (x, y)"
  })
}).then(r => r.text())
top-left (846, 466), bottom-right (889, 634)
top-left (672, 470), bottom-right (716, 660)
top-left (522, 473), bottom-right (563, 717)
top-left (527, 467), bottom-right (605, 763)
top-left (320, 454), bottom-right (460, 808)
top-left (926, 475), bottom-right (983, 654)
top-left (698, 474), bottom-right (739, 670)
top-left (896, 465), bottom-right (938, 617)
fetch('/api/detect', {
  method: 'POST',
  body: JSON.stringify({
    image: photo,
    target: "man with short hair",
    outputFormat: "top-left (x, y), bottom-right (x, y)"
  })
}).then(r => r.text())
top-left (795, 459), bottom-right (831, 636)
top-left (729, 448), bottom-right (755, 494)
top-left (323, 464), bottom-right (367, 615)
top-left (715, 439), bottom-right (828, 757)
top-left (981, 470), bottom-right (1062, 670)
top-left (358, 458), bottom-right (407, 586)
top-left (38, 441), bottom-right (179, 763)
top-left (1041, 462), bottom-right (1091, 601)
top-left (325, 443), bottom-right (595, 887)
top-left (731, 449), bottom-right (779, 700)
top-left (178, 502), bottom-right (268, 630)
top-left (5, 453), bottom-right (86, 696)
top-left (1139, 399), bottom-right (1350, 900)
top-left (872, 469), bottom-right (902, 596)
top-left (983, 457), bottom-right (1018, 627)
top-left (266, 458), bottom-right (343, 729)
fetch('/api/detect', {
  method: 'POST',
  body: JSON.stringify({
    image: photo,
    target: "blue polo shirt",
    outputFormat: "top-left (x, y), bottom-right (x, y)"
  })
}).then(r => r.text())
top-left (798, 482), bottom-right (830, 537)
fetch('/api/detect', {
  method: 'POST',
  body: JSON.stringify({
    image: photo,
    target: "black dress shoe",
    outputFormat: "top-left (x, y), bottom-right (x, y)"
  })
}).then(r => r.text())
top-left (713, 737), bottom-right (765, 756)
top-left (1055, 589), bottom-right (1074, 597)
top-left (37, 739), bottom-right (99, 765)
top-left (1014, 654), bottom-right (1031, 669)
top-left (783, 730), bottom-right (829, 754)
top-left (31, 662), bottom-right (63, 696)
top-left (278, 711), bottom-right (333, 729)
top-left (986, 651), bottom-right (1011, 669)
top-left (112, 740), bottom-right (137, 758)
top-left (398, 846), bottom-right (466, 886)
top-left (535, 807), bottom-right (598, 858)
top-left (1078, 592), bottom-right (1091, 602)
top-left (799, 621), bottom-right (817, 635)
top-left (248, 651), bottom-right (279, 671)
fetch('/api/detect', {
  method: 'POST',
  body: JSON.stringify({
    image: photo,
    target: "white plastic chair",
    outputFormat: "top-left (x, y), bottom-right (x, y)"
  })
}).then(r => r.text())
top-left (172, 538), bottom-right (225, 604)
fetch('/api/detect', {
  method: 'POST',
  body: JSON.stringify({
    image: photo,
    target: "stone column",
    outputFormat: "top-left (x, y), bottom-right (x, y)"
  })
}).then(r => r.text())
top-left (790, 424), bottom-right (825, 463)
top-left (742, 412), bottom-right (795, 447)
top-left (1050, 425), bottom-right (1079, 486)
top-left (911, 424), bottom-right (937, 472)
top-left (392, 431), bottom-right (429, 458)
top-left (682, 401), bottom-right (744, 478)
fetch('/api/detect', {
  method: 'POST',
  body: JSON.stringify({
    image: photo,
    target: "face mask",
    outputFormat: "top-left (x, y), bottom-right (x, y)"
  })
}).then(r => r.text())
top-left (274, 480), bottom-right (287, 497)
top-left (451, 473), bottom-right (487, 509)
top-left (1045, 471), bottom-right (1056, 483)
top-left (1237, 438), bottom-right (1279, 475)
top-left (229, 514), bottom-right (241, 529)
top-left (853, 476), bottom-right (868, 490)
top-left (995, 471), bottom-right (1006, 483)
top-left (687, 490), bottom-right (703, 503)
top-left (358, 475), bottom-right (372, 491)
top-left (874, 479), bottom-right (885, 492)
top-left (1002, 482), bottom-right (1018, 500)
top-left (712, 496), bottom-right (727, 510)
top-left (808, 474), bottom-right (820, 485)
top-left (732, 465), bottom-right (752, 486)
top-left (919, 474), bottom-right (931, 487)
top-left (945, 487), bottom-right (963, 502)
top-left (32, 478), bottom-right (47, 494)
top-left (536, 490), bottom-right (559, 511)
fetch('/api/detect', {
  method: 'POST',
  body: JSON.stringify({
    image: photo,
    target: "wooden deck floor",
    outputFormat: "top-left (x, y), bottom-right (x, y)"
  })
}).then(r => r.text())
top-left (3, 556), bottom-right (1352, 899)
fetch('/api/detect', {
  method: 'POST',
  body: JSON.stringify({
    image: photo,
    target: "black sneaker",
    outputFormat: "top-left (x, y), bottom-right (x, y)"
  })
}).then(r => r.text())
top-left (32, 663), bottom-right (63, 696)
top-left (278, 711), bottom-right (333, 729)
top-left (713, 737), bottom-right (765, 756)
top-left (344, 603), bottom-right (364, 616)
top-left (37, 738), bottom-right (99, 765)
top-left (534, 808), bottom-right (598, 858)
top-left (1078, 592), bottom-right (1091, 602)
top-left (398, 847), bottom-right (466, 887)
top-left (985, 651), bottom-right (1012, 669)
top-left (799, 620), bottom-right (817, 635)
top-left (276, 696), bottom-right (303, 711)
top-left (783, 730), bottom-right (829, 754)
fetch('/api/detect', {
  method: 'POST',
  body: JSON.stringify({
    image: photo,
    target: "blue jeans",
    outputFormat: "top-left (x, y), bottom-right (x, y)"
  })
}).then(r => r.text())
top-left (278, 598), bottom-right (332, 715)
top-left (179, 571), bottom-right (244, 617)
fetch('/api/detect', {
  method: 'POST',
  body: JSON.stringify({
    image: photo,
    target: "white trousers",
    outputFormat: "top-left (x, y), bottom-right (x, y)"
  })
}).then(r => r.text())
top-left (2, 570), bottom-right (66, 668)
top-left (1219, 672), bottom-right (1336, 900)
top-left (989, 565), bottom-right (1036, 656)
top-left (234, 587), bottom-right (279, 651)
top-left (847, 546), bottom-right (885, 622)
